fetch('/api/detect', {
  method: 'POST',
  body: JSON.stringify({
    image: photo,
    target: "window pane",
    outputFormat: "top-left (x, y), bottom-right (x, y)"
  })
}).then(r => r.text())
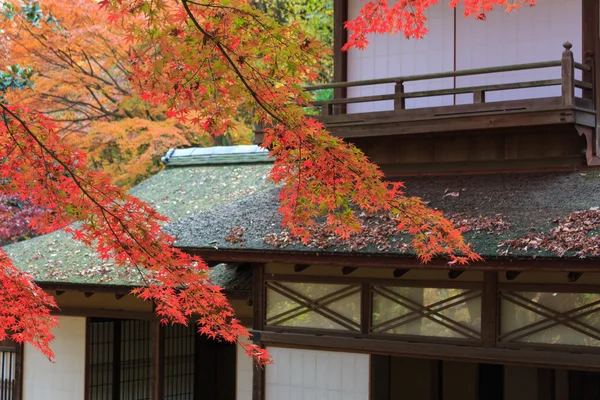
top-left (500, 292), bottom-right (600, 347)
top-left (372, 287), bottom-right (481, 339)
top-left (266, 282), bottom-right (361, 331)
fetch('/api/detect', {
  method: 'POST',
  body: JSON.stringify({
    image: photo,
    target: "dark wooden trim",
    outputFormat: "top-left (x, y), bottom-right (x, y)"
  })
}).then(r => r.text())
top-left (481, 272), bottom-right (498, 347)
top-left (431, 360), bottom-right (442, 400)
top-left (252, 330), bottom-right (600, 372)
top-left (498, 282), bottom-right (600, 293)
top-left (333, 0), bottom-right (348, 107)
top-left (152, 321), bottom-right (164, 400)
top-left (265, 273), bottom-right (482, 289)
top-left (54, 307), bottom-right (156, 320)
top-left (370, 355), bottom-right (390, 400)
top-left (185, 247), bottom-right (600, 272)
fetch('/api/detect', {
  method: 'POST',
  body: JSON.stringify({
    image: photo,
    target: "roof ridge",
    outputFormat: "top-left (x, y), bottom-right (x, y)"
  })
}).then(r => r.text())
top-left (161, 145), bottom-right (272, 167)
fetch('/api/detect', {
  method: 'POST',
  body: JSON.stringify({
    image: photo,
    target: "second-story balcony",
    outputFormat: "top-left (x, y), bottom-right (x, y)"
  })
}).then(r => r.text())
top-left (304, 43), bottom-right (599, 168)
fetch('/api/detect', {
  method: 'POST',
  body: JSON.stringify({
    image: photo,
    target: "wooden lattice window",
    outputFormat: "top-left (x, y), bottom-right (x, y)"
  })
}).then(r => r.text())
top-left (500, 291), bottom-right (600, 347)
top-left (266, 282), bottom-right (361, 332)
top-left (0, 341), bottom-right (20, 400)
top-left (88, 319), bottom-right (152, 400)
top-left (371, 286), bottom-right (482, 340)
top-left (164, 324), bottom-right (195, 399)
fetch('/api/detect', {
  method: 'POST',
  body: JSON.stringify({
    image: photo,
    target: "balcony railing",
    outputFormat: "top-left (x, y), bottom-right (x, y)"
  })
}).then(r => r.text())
top-left (305, 42), bottom-right (595, 125)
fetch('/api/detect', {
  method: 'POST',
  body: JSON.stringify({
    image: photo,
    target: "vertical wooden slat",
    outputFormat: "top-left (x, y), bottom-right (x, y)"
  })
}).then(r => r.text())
top-left (252, 264), bottom-right (265, 400)
top-left (333, 0), bottom-right (348, 113)
top-left (482, 271), bottom-right (499, 347)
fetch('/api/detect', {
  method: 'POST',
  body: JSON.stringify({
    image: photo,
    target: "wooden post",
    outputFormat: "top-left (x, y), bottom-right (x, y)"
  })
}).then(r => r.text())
top-left (321, 103), bottom-right (332, 117)
top-left (394, 81), bottom-right (405, 111)
top-left (360, 283), bottom-right (372, 334)
top-left (481, 271), bottom-right (498, 347)
top-left (561, 42), bottom-right (575, 107)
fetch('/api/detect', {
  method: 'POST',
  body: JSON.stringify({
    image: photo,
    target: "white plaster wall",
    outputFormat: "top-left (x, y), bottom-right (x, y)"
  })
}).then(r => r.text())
top-left (455, 0), bottom-right (582, 103)
top-left (345, 0), bottom-right (582, 110)
top-left (23, 316), bottom-right (86, 400)
top-left (346, 0), bottom-right (455, 113)
top-left (265, 347), bottom-right (369, 400)
top-left (236, 337), bottom-right (254, 400)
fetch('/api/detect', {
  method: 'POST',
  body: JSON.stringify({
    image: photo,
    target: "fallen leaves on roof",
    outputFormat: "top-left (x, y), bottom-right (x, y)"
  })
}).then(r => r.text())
top-left (500, 209), bottom-right (600, 257)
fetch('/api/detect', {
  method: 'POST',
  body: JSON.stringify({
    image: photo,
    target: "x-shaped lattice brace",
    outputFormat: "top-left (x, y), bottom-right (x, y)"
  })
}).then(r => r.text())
top-left (371, 286), bottom-right (482, 340)
top-left (499, 292), bottom-right (600, 343)
top-left (265, 282), bottom-right (361, 332)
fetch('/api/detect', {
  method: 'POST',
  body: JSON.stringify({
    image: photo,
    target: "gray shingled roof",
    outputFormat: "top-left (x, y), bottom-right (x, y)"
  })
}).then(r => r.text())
top-left (3, 146), bottom-right (273, 288)
top-left (167, 171), bottom-right (600, 260)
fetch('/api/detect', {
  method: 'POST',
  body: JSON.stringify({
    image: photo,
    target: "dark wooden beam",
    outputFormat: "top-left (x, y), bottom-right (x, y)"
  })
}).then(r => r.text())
top-left (84, 292), bottom-right (94, 298)
top-left (393, 269), bottom-right (409, 278)
top-left (448, 270), bottom-right (464, 279)
top-left (252, 330), bottom-right (600, 372)
top-left (55, 290), bottom-right (65, 296)
top-left (568, 272), bottom-right (583, 283)
top-left (293, 264), bottom-right (311, 273)
top-left (341, 266), bottom-right (358, 275)
top-left (505, 271), bottom-right (521, 281)
top-left (187, 248), bottom-right (600, 272)
top-left (115, 293), bottom-right (126, 300)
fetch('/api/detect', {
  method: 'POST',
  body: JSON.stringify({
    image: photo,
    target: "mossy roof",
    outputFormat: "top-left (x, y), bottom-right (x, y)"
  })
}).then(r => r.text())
top-left (3, 147), bottom-right (274, 288)
top-left (167, 171), bottom-right (600, 261)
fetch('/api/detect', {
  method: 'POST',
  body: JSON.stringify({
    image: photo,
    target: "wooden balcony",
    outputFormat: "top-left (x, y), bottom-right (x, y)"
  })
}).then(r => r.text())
top-left (304, 43), bottom-right (600, 168)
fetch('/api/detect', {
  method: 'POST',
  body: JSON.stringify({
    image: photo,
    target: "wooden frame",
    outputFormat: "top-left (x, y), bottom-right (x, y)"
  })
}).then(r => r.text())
top-left (252, 271), bottom-right (600, 377)
top-left (0, 340), bottom-right (23, 400)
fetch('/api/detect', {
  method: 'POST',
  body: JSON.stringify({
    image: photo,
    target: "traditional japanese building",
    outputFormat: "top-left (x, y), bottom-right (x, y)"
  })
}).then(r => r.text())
top-left (184, 1), bottom-right (600, 399)
top-left (4, 0), bottom-right (600, 399)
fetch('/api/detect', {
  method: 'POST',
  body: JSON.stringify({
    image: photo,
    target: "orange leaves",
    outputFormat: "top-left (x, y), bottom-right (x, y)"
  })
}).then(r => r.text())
top-left (344, 0), bottom-right (536, 50)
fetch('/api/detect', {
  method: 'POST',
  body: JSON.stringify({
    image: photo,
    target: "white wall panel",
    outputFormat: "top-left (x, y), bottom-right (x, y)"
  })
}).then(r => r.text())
top-left (22, 316), bottom-right (86, 400)
top-left (347, 0), bottom-right (455, 112)
top-left (237, 337), bottom-right (254, 400)
top-left (265, 347), bottom-right (369, 400)
top-left (455, 0), bottom-right (582, 103)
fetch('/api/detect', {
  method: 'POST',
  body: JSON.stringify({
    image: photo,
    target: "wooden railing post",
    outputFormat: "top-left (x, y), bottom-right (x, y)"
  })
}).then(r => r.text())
top-left (394, 80), bottom-right (405, 111)
top-left (321, 103), bottom-right (332, 117)
top-left (473, 90), bottom-right (486, 103)
top-left (561, 41), bottom-right (575, 107)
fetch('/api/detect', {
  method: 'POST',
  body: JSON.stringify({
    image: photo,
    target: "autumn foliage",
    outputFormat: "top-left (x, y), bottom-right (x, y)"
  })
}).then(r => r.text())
top-left (0, 0), bottom-right (532, 359)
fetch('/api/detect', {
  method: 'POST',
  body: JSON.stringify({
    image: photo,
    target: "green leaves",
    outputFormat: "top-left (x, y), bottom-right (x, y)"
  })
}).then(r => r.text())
top-left (0, 65), bottom-right (35, 102)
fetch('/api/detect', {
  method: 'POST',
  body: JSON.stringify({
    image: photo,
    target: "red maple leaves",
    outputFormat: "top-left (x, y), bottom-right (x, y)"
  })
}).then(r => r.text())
top-left (344, 0), bottom-right (536, 50)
